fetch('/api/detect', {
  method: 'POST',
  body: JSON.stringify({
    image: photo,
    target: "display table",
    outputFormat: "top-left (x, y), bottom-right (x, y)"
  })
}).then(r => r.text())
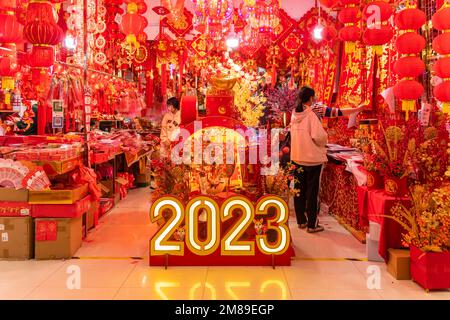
top-left (357, 186), bottom-right (410, 261)
top-left (320, 162), bottom-right (367, 241)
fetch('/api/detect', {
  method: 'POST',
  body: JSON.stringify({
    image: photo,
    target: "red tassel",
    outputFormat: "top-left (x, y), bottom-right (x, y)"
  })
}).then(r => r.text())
top-left (37, 101), bottom-right (46, 135)
top-left (271, 65), bottom-right (277, 88)
top-left (161, 64), bottom-right (167, 99)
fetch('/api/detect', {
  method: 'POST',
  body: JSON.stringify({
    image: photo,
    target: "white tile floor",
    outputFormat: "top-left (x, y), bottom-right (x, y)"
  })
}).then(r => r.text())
top-left (0, 187), bottom-right (449, 300)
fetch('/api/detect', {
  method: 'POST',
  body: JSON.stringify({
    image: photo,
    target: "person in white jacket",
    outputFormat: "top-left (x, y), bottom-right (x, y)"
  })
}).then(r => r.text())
top-left (290, 86), bottom-right (328, 233)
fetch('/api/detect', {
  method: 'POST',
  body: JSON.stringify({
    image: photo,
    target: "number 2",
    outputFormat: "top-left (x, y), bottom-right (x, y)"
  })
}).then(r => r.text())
top-left (150, 197), bottom-right (184, 256)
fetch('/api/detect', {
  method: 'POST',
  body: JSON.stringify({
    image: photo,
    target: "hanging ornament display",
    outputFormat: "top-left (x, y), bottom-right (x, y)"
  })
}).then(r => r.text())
top-left (120, 0), bottom-right (148, 51)
top-left (193, 0), bottom-right (234, 41)
top-left (393, 1), bottom-right (426, 119)
top-left (338, 0), bottom-right (361, 53)
top-left (432, 0), bottom-right (450, 115)
top-left (362, 1), bottom-right (393, 55)
top-left (242, 0), bottom-right (280, 46)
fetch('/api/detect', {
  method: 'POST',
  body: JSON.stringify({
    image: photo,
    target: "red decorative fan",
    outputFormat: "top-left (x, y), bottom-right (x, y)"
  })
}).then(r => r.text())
top-left (0, 159), bottom-right (29, 189)
top-left (22, 167), bottom-right (51, 191)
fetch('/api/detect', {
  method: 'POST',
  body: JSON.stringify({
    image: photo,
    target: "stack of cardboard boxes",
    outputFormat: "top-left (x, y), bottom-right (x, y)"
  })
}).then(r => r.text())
top-left (0, 185), bottom-right (99, 260)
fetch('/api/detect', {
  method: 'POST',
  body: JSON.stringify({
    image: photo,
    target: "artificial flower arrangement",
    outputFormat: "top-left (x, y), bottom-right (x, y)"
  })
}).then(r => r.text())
top-left (409, 112), bottom-right (449, 186)
top-left (371, 120), bottom-right (416, 196)
top-left (264, 86), bottom-right (298, 126)
top-left (389, 183), bottom-right (450, 253)
top-left (262, 161), bottom-right (302, 201)
top-left (388, 182), bottom-right (450, 290)
top-left (233, 77), bottom-right (266, 127)
top-left (150, 159), bottom-right (191, 203)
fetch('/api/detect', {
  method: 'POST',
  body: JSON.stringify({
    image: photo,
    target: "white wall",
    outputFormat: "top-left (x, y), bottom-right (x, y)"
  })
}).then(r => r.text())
top-left (143, 0), bottom-right (316, 39)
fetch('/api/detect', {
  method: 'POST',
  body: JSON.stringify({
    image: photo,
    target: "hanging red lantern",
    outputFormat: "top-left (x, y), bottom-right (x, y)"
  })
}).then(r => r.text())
top-left (339, 26), bottom-right (361, 41)
top-left (394, 8), bottom-right (426, 30)
top-left (28, 46), bottom-right (55, 68)
top-left (396, 33), bottom-right (426, 55)
top-left (362, 1), bottom-right (393, 21)
top-left (0, 55), bottom-right (17, 77)
top-left (394, 56), bottom-right (425, 79)
top-left (393, 79), bottom-right (424, 118)
top-left (323, 24), bottom-right (338, 42)
top-left (433, 81), bottom-right (450, 114)
top-left (338, 7), bottom-right (360, 24)
top-left (338, 0), bottom-right (361, 53)
top-left (136, 1), bottom-right (147, 14)
top-left (0, 0), bottom-right (16, 9)
top-left (431, 6), bottom-right (450, 31)
top-left (363, 25), bottom-right (393, 52)
top-left (434, 57), bottom-right (450, 79)
top-left (121, 13), bottom-right (146, 47)
top-left (0, 13), bottom-right (23, 45)
top-left (432, 2), bottom-right (450, 115)
top-left (24, 21), bottom-right (62, 45)
top-left (433, 33), bottom-right (450, 55)
top-left (362, 1), bottom-right (393, 54)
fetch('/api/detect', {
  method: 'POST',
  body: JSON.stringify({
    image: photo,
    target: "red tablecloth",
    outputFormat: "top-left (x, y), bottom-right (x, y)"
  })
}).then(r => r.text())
top-left (320, 163), bottom-right (367, 233)
top-left (357, 186), bottom-right (410, 262)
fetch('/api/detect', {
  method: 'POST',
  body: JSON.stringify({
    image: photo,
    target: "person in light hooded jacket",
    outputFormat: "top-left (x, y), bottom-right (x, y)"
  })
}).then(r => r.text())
top-left (290, 86), bottom-right (329, 233)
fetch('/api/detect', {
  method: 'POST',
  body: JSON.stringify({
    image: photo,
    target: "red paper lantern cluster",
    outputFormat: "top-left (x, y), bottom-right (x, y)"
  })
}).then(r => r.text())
top-left (338, 0), bottom-right (361, 53)
top-left (105, 0), bottom-right (125, 42)
top-left (393, 5), bottom-right (426, 119)
top-left (432, 3), bottom-right (450, 115)
top-left (362, 1), bottom-right (393, 55)
top-left (24, 1), bottom-right (63, 68)
top-left (120, 1), bottom-right (148, 49)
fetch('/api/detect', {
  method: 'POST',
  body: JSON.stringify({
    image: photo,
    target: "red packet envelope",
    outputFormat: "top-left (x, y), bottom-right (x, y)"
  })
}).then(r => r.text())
top-left (46, 220), bottom-right (58, 241)
top-left (35, 221), bottom-right (48, 241)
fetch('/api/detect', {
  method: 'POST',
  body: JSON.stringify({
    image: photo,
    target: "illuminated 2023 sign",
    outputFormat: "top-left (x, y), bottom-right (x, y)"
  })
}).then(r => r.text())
top-left (150, 196), bottom-right (290, 256)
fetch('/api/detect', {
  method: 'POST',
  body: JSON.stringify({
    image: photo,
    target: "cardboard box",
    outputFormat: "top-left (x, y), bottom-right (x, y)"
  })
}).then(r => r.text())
top-left (87, 200), bottom-right (99, 231)
top-left (366, 234), bottom-right (384, 262)
top-left (0, 217), bottom-right (34, 260)
top-left (32, 195), bottom-right (91, 218)
top-left (35, 216), bottom-right (82, 260)
top-left (0, 202), bottom-right (32, 217)
top-left (0, 188), bottom-right (29, 202)
top-left (29, 184), bottom-right (89, 204)
top-left (387, 248), bottom-right (411, 280)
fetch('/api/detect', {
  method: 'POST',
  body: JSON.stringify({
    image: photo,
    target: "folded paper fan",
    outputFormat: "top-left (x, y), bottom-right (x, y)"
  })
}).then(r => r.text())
top-left (22, 167), bottom-right (51, 191)
top-left (0, 159), bottom-right (29, 189)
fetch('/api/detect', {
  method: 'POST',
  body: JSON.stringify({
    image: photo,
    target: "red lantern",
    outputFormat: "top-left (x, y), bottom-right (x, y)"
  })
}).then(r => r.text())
top-left (433, 81), bottom-right (450, 107)
top-left (434, 57), bottom-right (450, 79)
top-left (393, 79), bottom-right (424, 118)
top-left (0, 13), bottom-right (23, 44)
top-left (362, 1), bottom-right (393, 21)
top-left (28, 46), bottom-right (55, 68)
top-left (338, 7), bottom-right (360, 24)
top-left (396, 32), bottom-right (426, 55)
top-left (394, 56), bottom-right (425, 79)
top-left (363, 25), bottom-right (393, 46)
top-left (433, 33), bottom-right (450, 55)
top-left (0, 0), bottom-right (16, 9)
top-left (395, 8), bottom-right (426, 30)
top-left (137, 1), bottom-right (147, 14)
top-left (323, 25), bottom-right (338, 42)
top-left (339, 26), bottom-right (361, 42)
top-left (431, 7), bottom-right (450, 31)
top-left (25, 2), bottom-right (56, 23)
top-left (120, 13), bottom-right (146, 35)
top-left (24, 21), bottom-right (62, 46)
top-left (0, 55), bottom-right (17, 77)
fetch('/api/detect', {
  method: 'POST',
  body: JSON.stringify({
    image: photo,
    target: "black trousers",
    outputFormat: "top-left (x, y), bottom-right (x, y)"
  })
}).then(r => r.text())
top-left (293, 164), bottom-right (323, 228)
